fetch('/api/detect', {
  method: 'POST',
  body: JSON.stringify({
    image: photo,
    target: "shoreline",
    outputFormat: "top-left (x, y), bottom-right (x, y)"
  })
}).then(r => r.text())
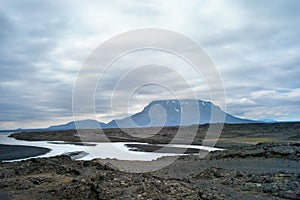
top-left (0, 144), bottom-right (51, 161)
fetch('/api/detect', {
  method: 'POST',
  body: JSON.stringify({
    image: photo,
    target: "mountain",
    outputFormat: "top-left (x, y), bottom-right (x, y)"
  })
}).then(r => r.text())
top-left (47, 119), bottom-right (106, 131)
top-left (104, 99), bottom-right (255, 128)
top-left (1, 120), bottom-right (106, 132)
top-left (4, 100), bottom-right (257, 131)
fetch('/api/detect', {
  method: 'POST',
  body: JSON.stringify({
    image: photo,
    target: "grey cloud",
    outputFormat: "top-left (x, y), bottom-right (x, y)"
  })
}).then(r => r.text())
top-left (1, 0), bottom-right (300, 129)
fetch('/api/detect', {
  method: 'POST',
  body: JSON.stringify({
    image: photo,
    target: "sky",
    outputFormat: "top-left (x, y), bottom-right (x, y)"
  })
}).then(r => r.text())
top-left (0, 0), bottom-right (300, 129)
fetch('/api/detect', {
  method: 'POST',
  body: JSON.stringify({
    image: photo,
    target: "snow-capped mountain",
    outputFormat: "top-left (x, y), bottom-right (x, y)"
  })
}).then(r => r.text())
top-left (104, 99), bottom-right (255, 128)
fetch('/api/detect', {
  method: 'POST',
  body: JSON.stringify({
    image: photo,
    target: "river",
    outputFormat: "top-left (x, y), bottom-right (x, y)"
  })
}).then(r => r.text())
top-left (0, 132), bottom-right (222, 161)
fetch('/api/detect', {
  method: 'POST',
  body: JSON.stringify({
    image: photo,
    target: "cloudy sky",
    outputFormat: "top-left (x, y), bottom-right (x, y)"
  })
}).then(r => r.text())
top-left (0, 0), bottom-right (300, 129)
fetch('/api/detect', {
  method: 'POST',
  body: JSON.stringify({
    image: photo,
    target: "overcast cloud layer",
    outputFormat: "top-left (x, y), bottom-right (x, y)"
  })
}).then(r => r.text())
top-left (0, 0), bottom-right (300, 129)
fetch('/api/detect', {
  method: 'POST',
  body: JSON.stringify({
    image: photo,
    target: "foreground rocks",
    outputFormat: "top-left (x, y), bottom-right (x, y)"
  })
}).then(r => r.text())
top-left (0, 142), bottom-right (299, 199)
top-left (195, 167), bottom-right (299, 199)
top-left (0, 156), bottom-right (199, 199)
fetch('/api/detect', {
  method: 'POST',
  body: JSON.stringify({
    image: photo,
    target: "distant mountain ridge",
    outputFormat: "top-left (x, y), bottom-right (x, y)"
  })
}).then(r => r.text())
top-left (47, 119), bottom-right (106, 131)
top-left (7, 99), bottom-right (258, 131)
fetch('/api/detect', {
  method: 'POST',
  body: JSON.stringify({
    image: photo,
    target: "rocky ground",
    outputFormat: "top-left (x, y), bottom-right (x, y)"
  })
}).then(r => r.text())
top-left (0, 142), bottom-right (299, 199)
